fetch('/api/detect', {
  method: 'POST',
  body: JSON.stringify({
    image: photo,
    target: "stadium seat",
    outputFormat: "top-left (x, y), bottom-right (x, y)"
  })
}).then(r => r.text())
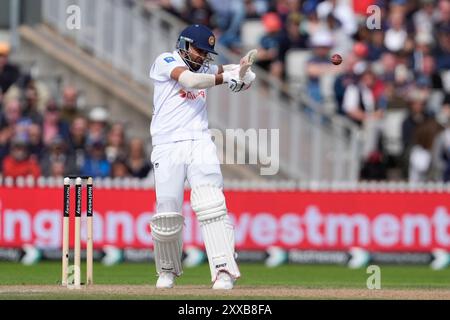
top-left (241, 19), bottom-right (266, 49)
top-left (285, 49), bottom-right (312, 92)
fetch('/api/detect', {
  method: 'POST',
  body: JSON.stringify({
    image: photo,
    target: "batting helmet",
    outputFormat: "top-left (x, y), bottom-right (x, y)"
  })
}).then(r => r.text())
top-left (176, 24), bottom-right (218, 55)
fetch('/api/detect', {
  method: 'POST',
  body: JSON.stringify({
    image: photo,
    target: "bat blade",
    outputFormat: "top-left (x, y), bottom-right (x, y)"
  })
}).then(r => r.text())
top-left (239, 49), bottom-right (257, 80)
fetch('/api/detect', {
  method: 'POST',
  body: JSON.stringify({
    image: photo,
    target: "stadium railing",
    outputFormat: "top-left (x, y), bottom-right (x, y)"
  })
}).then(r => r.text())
top-left (2, 175), bottom-right (450, 193)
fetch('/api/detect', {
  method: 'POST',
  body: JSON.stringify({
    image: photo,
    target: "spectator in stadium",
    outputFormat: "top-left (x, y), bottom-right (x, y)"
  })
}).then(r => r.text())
top-left (367, 29), bottom-right (386, 62)
top-left (87, 106), bottom-right (109, 143)
top-left (255, 12), bottom-right (284, 79)
top-left (316, 0), bottom-right (358, 37)
top-left (402, 89), bottom-right (435, 146)
top-left (300, 1), bottom-right (322, 39)
top-left (27, 123), bottom-right (44, 161)
top-left (126, 137), bottom-right (152, 178)
top-left (343, 64), bottom-right (386, 166)
top-left (22, 81), bottom-right (43, 125)
top-left (40, 135), bottom-right (77, 177)
top-left (408, 117), bottom-right (443, 182)
top-left (105, 122), bottom-right (127, 163)
top-left (278, 12), bottom-right (308, 68)
top-left (1, 135), bottom-right (41, 179)
top-left (435, 0), bottom-right (450, 33)
top-left (81, 138), bottom-right (111, 178)
top-left (41, 100), bottom-right (70, 147)
top-left (209, 0), bottom-right (246, 51)
top-left (0, 98), bottom-right (30, 162)
top-left (334, 44), bottom-right (367, 114)
top-left (306, 29), bottom-right (338, 105)
top-left (181, 0), bottom-right (214, 27)
top-left (343, 64), bottom-right (384, 125)
top-left (60, 85), bottom-right (82, 123)
top-left (111, 157), bottom-right (131, 178)
top-left (384, 9), bottom-right (408, 53)
top-left (68, 116), bottom-right (87, 151)
top-left (49, 160), bottom-right (66, 178)
top-left (0, 42), bottom-right (20, 98)
top-left (67, 116), bottom-right (88, 172)
top-left (432, 101), bottom-right (450, 181)
top-left (434, 25), bottom-right (450, 70)
top-left (413, 0), bottom-right (436, 36)
top-left (273, 0), bottom-right (302, 24)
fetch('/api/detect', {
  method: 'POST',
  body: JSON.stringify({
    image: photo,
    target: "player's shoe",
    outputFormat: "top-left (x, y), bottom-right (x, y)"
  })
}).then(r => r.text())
top-left (156, 272), bottom-right (175, 289)
top-left (212, 271), bottom-right (234, 290)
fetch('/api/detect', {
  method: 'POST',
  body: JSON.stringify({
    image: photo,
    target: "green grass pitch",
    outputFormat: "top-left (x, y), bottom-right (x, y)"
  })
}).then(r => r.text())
top-left (0, 262), bottom-right (449, 299)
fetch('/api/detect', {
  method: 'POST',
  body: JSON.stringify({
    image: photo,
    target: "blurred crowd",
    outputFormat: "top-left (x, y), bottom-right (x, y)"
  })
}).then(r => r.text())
top-left (0, 42), bottom-right (152, 181)
top-left (148, 0), bottom-right (450, 183)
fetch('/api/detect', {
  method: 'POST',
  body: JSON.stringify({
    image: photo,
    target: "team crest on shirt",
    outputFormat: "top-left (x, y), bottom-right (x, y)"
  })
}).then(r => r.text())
top-left (164, 56), bottom-right (175, 63)
top-left (179, 89), bottom-right (206, 100)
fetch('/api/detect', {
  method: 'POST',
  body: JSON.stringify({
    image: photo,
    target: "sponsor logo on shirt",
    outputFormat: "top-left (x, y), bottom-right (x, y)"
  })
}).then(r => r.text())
top-left (179, 89), bottom-right (206, 100)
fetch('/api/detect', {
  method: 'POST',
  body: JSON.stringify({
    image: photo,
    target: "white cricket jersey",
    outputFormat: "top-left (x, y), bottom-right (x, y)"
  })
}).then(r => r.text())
top-left (149, 50), bottom-right (218, 146)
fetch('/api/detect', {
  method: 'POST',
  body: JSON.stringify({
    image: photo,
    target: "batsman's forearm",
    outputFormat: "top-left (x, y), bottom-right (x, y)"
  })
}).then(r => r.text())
top-left (178, 70), bottom-right (224, 88)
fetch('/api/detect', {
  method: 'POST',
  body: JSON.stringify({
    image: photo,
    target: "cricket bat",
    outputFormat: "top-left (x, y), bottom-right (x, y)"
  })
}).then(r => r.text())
top-left (239, 49), bottom-right (258, 80)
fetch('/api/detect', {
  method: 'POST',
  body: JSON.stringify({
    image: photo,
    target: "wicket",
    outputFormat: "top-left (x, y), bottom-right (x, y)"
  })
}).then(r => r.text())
top-left (62, 176), bottom-right (94, 288)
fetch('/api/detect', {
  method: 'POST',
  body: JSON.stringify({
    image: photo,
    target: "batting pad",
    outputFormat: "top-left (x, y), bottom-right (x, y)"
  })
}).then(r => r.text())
top-left (150, 212), bottom-right (184, 276)
top-left (191, 185), bottom-right (241, 282)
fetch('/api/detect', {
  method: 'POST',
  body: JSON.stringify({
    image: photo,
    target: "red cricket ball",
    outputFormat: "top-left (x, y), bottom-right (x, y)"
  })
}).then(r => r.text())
top-left (331, 53), bottom-right (343, 65)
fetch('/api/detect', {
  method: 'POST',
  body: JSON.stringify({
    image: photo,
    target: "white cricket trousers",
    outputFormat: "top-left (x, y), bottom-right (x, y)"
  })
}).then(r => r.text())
top-left (150, 138), bottom-right (223, 213)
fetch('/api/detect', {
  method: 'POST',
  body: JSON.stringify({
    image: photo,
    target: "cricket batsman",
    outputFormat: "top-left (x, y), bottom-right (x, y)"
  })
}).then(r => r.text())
top-left (148, 24), bottom-right (256, 290)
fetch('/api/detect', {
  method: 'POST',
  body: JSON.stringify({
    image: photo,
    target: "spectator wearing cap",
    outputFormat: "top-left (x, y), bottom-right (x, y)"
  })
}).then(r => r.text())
top-left (2, 135), bottom-right (41, 179)
top-left (255, 12), bottom-right (285, 79)
top-left (40, 135), bottom-right (77, 177)
top-left (60, 85), bottom-right (82, 124)
top-left (126, 137), bottom-right (152, 178)
top-left (87, 106), bottom-right (109, 143)
top-left (81, 138), bottom-right (111, 178)
top-left (0, 42), bottom-right (20, 98)
top-left (42, 100), bottom-right (70, 147)
top-left (306, 29), bottom-right (340, 104)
